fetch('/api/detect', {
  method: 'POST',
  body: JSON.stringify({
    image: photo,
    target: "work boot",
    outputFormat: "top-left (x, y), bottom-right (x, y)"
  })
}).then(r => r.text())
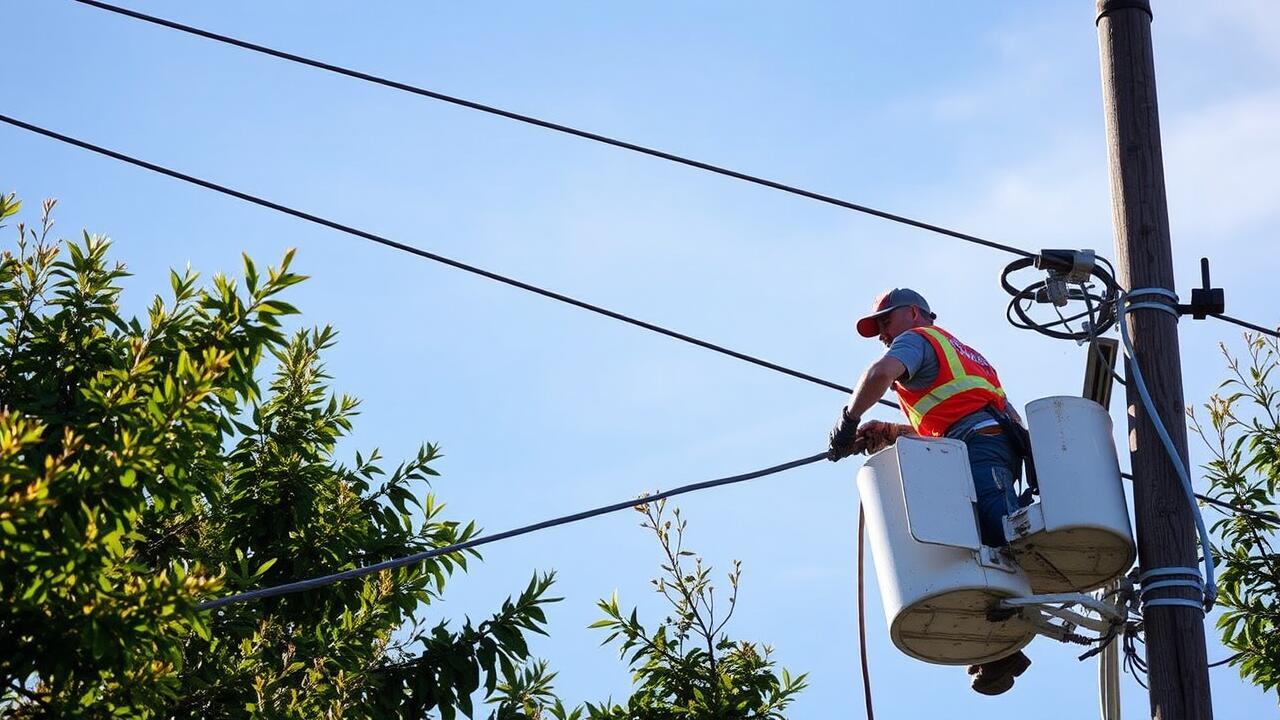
top-left (967, 650), bottom-right (1031, 696)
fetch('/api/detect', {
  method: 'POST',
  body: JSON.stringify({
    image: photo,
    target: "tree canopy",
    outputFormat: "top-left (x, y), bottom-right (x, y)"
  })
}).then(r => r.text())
top-left (0, 193), bottom-right (556, 719)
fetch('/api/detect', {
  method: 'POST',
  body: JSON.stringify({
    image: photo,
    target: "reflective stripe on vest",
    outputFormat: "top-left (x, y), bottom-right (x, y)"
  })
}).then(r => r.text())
top-left (894, 326), bottom-right (1006, 436)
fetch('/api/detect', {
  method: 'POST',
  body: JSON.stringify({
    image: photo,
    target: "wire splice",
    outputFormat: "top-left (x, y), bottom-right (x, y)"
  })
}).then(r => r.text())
top-left (1001, 250), bottom-right (1118, 341)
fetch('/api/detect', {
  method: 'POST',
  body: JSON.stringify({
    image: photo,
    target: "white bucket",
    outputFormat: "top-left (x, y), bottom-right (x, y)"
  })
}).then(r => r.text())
top-left (858, 436), bottom-right (1035, 665)
top-left (1004, 396), bottom-right (1136, 593)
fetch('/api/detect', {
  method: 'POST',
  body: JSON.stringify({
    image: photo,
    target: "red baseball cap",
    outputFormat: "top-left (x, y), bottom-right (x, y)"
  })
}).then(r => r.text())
top-left (855, 288), bottom-right (935, 338)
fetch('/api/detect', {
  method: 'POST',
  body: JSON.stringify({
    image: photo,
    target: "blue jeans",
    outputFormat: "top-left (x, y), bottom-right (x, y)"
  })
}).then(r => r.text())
top-left (965, 431), bottom-right (1023, 547)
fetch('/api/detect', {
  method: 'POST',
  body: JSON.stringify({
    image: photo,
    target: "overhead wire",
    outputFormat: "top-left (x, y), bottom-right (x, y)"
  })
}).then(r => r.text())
top-left (0, 114), bottom-right (897, 411)
top-left (74, 0), bottom-right (1280, 340)
top-left (44, 4), bottom-right (1280, 393)
top-left (71, 0), bottom-right (1036, 260)
top-left (1210, 312), bottom-right (1280, 340)
top-left (1208, 651), bottom-right (1244, 669)
top-left (197, 452), bottom-right (827, 611)
top-left (1121, 470), bottom-right (1279, 528)
top-left (26, 5), bottom-right (1275, 712)
top-left (1196, 493), bottom-right (1280, 525)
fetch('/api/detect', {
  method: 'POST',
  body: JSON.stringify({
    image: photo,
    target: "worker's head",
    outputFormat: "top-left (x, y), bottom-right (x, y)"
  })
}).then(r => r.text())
top-left (856, 288), bottom-right (936, 346)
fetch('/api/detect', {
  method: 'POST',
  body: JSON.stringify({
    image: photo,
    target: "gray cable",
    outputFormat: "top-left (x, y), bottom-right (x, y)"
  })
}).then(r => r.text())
top-left (197, 452), bottom-right (827, 611)
top-left (1117, 292), bottom-right (1216, 610)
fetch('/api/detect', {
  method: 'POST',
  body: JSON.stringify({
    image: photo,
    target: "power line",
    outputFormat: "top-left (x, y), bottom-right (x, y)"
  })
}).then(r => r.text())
top-left (1208, 651), bottom-right (1244, 669)
top-left (198, 451), bottom-right (827, 611)
top-left (1197, 493), bottom-right (1280, 525)
top-left (1121, 471), bottom-right (1280, 525)
top-left (1210, 312), bottom-right (1280, 340)
top-left (67, 3), bottom-right (1280, 375)
top-left (72, 0), bottom-right (1035, 260)
top-left (0, 114), bottom-right (896, 410)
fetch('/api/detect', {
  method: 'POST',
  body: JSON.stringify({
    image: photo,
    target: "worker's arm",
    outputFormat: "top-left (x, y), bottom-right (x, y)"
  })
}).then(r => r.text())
top-left (843, 355), bottom-right (908, 418)
top-left (829, 355), bottom-right (911, 461)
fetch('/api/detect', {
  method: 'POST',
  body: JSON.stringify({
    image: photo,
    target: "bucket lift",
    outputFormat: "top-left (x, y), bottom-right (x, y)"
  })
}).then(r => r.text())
top-left (857, 396), bottom-right (1135, 666)
top-left (1004, 397), bottom-right (1136, 594)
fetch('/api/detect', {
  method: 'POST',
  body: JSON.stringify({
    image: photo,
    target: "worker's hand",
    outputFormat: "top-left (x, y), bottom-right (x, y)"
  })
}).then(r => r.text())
top-left (856, 420), bottom-right (901, 454)
top-left (828, 407), bottom-right (865, 461)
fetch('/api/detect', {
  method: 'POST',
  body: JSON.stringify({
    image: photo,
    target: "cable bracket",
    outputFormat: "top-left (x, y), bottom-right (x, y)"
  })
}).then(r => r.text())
top-left (1176, 257), bottom-right (1226, 319)
top-left (1138, 566), bottom-right (1206, 613)
top-left (1123, 287), bottom-right (1180, 319)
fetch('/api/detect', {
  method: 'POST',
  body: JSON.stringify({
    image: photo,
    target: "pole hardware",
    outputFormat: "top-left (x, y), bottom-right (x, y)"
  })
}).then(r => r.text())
top-left (1176, 257), bottom-right (1226, 320)
top-left (1034, 249), bottom-right (1099, 306)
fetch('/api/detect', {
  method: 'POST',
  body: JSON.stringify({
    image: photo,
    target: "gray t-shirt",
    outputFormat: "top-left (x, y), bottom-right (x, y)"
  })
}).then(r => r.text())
top-left (885, 329), bottom-right (998, 440)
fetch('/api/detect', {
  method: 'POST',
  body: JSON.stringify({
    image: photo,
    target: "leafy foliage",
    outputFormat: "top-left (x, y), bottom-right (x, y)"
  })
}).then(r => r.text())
top-left (1190, 333), bottom-right (1280, 697)
top-left (0, 195), bottom-right (556, 718)
top-left (581, 500), bottom-right (807, 719)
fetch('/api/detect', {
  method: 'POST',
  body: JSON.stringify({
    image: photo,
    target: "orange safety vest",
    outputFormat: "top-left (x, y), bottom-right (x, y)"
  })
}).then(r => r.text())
top-left (893, 326), bottom-right (1007, 437)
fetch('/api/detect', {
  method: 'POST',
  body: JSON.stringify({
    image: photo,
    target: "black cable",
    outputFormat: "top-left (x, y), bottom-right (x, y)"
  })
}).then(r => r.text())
top-left (1000, 255), bottom-right (1118, 341)
top-left (1209, 651), bottom-right (1244, 668)
top-left (1197, 493), bottom-right (1280, 524)
top-left (856, 506), bottom-right (875, 720)
top-left (197, 451), bottom-right (827, 611)
top-left (71, 0), bottom-right (1035, 260)
top-left (1120, 470), bottom-right (1280, 523)
top-left (0, 114), bottom-right (898, 410)
top-left (76, 1), bottom-right (1280, 350)
top-left (1211, 313), bottom-right (1280, 339)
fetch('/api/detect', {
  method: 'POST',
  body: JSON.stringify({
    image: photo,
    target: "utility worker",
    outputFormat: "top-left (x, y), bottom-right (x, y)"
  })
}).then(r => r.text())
top-left (827, 288), bottom-right (1032, 696)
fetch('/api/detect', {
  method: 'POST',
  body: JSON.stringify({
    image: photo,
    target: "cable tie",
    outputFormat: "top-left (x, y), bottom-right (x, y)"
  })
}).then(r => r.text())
top-left (1139, 579), bottom-right (1204, 595)
top-left (1124, 288), bottom-right (1180, 319)
top-left (1119, 294), bottom-right (1218, 611)
top-left (1138, 566), bottom-right (1202, 582)
top-left (1137, 566), bottom-right (1205, 613)
top-left (1142, 599), bottom-right (1206, 612)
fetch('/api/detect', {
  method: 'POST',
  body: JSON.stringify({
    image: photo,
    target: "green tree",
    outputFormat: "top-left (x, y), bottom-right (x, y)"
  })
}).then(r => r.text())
top-left (1191, 332), bottom-right (1280, 697)
top-left (582, 500), bottom-right (807, 719)
top-left (0, 193), bottom-right (556, 719)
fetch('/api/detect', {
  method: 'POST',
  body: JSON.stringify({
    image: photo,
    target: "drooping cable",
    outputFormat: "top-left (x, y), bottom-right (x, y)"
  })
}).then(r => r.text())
top-left (856, 506), bottom-right (875, 720)
top-left (198, 452), bottom-right (827, 611)
top-left (0, 114), bottom-right (898, 410)
top-left (71, 0), bottom-right (1036, 260)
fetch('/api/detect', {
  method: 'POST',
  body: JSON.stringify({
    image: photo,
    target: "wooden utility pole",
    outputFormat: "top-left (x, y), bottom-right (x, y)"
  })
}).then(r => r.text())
top-left (1095, 1), bottom-right (1212, 718)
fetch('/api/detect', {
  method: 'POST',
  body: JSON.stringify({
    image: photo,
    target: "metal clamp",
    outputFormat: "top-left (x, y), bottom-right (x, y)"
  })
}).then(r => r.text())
top-left (1124, 287), bottom-right (1180, 319)
top-left (1138, 566), bottom-right (1206, 613)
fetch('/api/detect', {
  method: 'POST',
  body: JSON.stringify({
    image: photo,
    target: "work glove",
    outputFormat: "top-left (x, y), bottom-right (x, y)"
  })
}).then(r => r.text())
top-left (856, 420), bottom-right (902, 454)
top-left (827, 407), bottom-right (865, 461)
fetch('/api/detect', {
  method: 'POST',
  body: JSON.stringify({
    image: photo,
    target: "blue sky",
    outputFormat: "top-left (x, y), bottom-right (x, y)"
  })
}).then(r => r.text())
top-left (4, 0), bottom-right (1277, 716)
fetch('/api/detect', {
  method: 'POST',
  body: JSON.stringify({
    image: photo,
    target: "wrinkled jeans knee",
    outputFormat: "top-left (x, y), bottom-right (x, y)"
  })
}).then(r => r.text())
top-left (965, 434), bottom-right (1022, 547)
top-left (974, 465), bottom-right (1019, 547)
